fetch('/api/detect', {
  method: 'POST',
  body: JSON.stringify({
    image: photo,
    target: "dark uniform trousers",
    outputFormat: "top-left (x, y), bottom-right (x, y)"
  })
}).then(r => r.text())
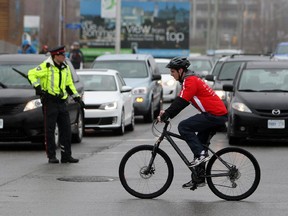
top-left (43, 95), bottom-right (72, 159)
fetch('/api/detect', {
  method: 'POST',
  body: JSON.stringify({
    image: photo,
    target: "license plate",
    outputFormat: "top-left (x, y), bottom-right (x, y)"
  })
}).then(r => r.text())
top-left (0, 119), bottom-right (3, 129)
top-left (268, 120), bottom-right (285, 129)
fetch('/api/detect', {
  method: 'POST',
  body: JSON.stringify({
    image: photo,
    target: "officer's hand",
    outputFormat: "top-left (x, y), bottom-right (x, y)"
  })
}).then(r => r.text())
top-left (74, 96), bottom-right (85, 108)
top-left (35, 85), bottom-right (42, 96)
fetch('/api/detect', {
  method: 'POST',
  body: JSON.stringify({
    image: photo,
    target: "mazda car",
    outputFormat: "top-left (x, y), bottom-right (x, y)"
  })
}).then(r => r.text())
top-left (223, 60), bottom-right (288, 145)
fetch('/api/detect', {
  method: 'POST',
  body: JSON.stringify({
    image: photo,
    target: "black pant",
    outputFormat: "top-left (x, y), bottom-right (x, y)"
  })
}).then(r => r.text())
top-left (43, 96), bottom-right (72, 159)
top-left (178, 112), bottom-right (227, 157)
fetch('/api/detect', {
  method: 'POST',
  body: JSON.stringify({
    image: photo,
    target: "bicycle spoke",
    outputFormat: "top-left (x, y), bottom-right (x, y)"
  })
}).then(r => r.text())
top-left (119, 145), bottom-right (174, 199)
top-left (206, 147), bottom-right (260, 201)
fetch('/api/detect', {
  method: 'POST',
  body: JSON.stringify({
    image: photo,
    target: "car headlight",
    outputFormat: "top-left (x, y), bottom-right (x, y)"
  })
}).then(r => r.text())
top-left (215, 90), bottom-right (226, 100)
top-left (132, 87), bottom-right (148, 95)
top-left (165, 79), bottom-right (176, 87)
top-left (23, 99), bottom-right (42, 111)
top-left (99, 101), bottom-right (117, 110)
top-left (232, 102), bottom-right (252, 113)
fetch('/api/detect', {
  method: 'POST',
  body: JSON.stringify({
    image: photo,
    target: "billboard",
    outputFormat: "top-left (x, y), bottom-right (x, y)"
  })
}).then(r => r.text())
top-left (80, 0), bottom-right (190, 58)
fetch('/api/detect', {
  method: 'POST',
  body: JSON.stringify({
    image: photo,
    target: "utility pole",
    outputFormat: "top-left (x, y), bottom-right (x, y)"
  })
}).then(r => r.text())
top-left (115, 0), bottom-right (121, 54)
top-left (213, 0), bottom-right (219, 49)
top-left (206, 0), bottom-right (211, 51)
top-left (58, 0), bottom-right (63, 46)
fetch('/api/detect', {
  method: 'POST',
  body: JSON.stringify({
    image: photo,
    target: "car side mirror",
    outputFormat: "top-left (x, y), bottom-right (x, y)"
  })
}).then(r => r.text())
top-left (152, 74), bottom-right (161, 81)
top-left (121, 86), bottom-right (132, 93)
top-left (223, 84), bottom-right (234, 92)
top-left (205, 74), bottom-right (215, 82)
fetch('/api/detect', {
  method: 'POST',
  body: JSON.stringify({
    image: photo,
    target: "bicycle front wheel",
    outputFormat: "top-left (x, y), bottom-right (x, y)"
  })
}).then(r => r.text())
top-left (119, 145), bottom-right (174, 199)
top-left (206, 147), bottom-right (261, 201)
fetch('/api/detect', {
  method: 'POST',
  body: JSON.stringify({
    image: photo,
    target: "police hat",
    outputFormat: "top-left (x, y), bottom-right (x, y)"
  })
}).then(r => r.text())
top-left (49, 46), bottom-right (65, 55)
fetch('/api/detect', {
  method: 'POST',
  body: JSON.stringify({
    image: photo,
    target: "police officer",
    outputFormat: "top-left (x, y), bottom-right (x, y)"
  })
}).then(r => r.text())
top-left (28, 46), bottom-right (84, 164)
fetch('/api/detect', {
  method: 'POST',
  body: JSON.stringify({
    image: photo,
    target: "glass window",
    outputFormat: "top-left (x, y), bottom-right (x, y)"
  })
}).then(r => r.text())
top-left (79, 74), bottom-right (117, 91)
top-left (218, 62), bottom-right (242, 80)
top-left (0, 65), bottom-right (36, 88)
top-left (92, 61), bottom-right (148, 78)
top-left (188, 60), bottom-right (212, 71)
top-left (239, 69), bottom-right (288, 91)
top-left (156, 62), bottom-right (170, 74)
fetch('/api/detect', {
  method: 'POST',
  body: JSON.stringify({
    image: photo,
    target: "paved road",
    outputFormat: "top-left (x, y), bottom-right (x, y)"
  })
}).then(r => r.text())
top-left (1, 104), bottom-right (288, 216)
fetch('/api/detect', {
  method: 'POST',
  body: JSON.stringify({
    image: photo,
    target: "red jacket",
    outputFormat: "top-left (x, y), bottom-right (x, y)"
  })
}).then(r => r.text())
top-left (179, 75), bottom-right (227, 116)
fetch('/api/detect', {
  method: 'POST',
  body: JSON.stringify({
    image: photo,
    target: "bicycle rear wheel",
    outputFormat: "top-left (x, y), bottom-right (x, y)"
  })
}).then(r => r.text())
top-left (119, 145), bottom-right (174, 199)
top-left (206, 147), bottom-right (261, 201)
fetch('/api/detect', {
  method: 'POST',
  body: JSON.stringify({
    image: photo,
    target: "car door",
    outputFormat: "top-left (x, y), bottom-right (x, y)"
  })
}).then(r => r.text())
top-left (116, 73), bottom-right (133, 123)
top-left (147, 57), bottom-right (162, 110)
top-left (66, 62), bottom-right (84, 123)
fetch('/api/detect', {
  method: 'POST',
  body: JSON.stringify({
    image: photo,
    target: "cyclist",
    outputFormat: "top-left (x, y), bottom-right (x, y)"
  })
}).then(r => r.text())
top-left (157, 56), bottom-right (228, 189)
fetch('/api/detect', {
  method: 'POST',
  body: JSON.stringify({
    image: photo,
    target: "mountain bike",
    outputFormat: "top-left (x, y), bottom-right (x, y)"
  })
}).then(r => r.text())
top-left (118, 120), bottom-right (261, 201)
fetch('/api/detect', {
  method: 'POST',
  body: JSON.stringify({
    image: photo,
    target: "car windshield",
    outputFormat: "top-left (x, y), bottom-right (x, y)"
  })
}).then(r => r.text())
top-left (218, 62), bottom-right (242, 80)
top-left (276, 44), bottom-right (288, 55)
top-left (79, 74), bottom-right (117, 91)
top-left (92, 61), bottom-right (148, 78)
top-left (188, 60), bottom-right (212, 71)
top-left (238, 68), bottom-right (288, 92)
top-left (156, 62), bottom-right (170, 74)
top-left (0, 64), bottom-right (36, 88)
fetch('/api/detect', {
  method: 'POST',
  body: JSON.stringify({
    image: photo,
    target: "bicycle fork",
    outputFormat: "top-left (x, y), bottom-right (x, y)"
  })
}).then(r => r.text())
top-left (141, 137), bottom-right (163, 176)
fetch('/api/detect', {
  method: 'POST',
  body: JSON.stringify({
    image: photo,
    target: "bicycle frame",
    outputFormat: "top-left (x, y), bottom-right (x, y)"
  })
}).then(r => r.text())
top-left (148, 120), bottom-right (234, 178)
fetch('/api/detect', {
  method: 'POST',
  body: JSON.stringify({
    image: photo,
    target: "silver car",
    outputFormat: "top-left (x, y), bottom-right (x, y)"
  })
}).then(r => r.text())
top-left (91, 54), bottom-right (163, 123)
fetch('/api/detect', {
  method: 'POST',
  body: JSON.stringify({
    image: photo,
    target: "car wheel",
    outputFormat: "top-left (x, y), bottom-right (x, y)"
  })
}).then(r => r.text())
top-left (72, 110), bottom-right (84, 143)
top-left (126, 109), bottom-right (135, 131)
top-left (144, 100), bottom-right (154, 123)
top-left (115, 110), bottom-right (125, 135)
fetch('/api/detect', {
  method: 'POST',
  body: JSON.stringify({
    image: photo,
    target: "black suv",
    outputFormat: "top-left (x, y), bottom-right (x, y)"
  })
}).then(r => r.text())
top-left (205, 54), bottom-right (271, 107)
top-left (91, 54), bottom-right (163, 123)
top-left (0, 54), bottom-right (84, 145)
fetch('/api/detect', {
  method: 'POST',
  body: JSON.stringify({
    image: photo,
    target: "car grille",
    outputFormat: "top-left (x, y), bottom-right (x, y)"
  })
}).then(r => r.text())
top-left (85, 117), bottom-right (114, 125)
top-left (0, 103), bottom-right (26, 115)
top-left (0, 129), bottom-right (28, 140)
top-left (255, 109), bottom-right (288, 117)
top-left (253, 128), bottom-right (288, 138)
top-left (85, 105), bottom-right (101, 109)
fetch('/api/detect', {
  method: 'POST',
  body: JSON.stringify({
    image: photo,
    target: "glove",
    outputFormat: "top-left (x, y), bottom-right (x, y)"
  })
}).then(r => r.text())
top-left (35, 85), bottom-right (43, 96)
top-left (160, 112), bottom-right (170, 122)
top-left (74, 96), bottom-right (85, 108)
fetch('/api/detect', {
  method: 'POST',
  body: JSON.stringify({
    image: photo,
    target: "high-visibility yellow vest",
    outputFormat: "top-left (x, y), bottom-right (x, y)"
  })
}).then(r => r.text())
top-left (28, 56), bottom-right (79, 99)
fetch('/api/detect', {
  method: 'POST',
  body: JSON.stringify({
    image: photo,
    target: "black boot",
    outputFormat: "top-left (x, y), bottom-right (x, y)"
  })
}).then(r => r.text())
top-left (61, 156), bottom-right (79, 163)
top-left (48, 157), bottom-right (59, 164)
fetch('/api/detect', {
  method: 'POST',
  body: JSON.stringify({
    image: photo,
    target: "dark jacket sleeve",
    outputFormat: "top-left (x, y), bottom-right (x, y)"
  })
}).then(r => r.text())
top-left (163, 96), bottom-right (189, 119)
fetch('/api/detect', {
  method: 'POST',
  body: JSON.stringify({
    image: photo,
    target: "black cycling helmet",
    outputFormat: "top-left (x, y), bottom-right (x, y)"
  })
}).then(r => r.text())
top-left (166, 57), bottom-right (190, 70)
